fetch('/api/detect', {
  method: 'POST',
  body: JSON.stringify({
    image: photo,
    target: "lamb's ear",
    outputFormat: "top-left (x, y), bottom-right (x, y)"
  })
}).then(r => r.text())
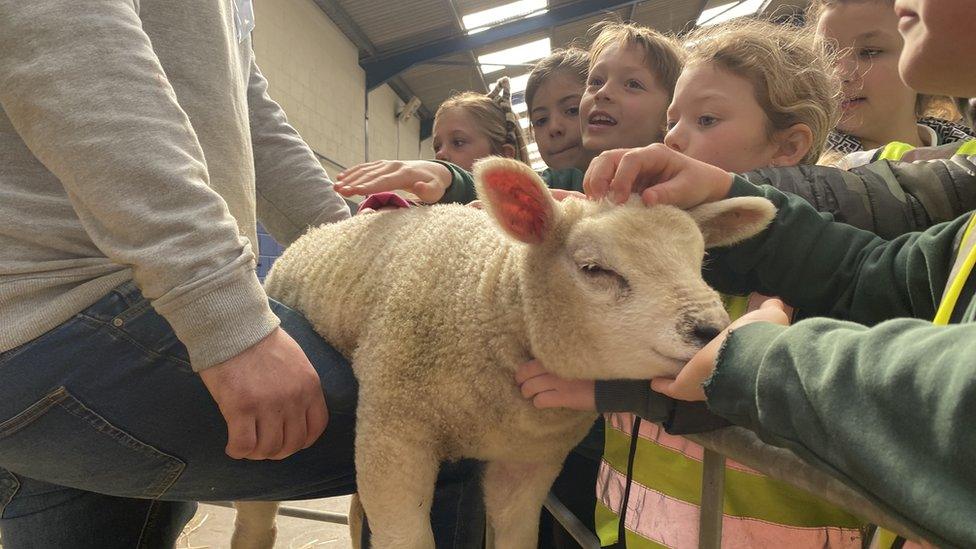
top-left (689, 197), bottom-right (776, 248)
top-left (473, 156), bottom-right (558, 244)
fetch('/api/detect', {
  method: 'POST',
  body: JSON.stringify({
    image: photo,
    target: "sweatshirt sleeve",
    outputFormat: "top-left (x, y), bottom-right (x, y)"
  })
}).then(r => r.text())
top-left (248, 59), bottom-right (350, 246)
top-left (436, 164), bottom-right (586, 204)
top-left (435, 161), bottom-right (479, 205)
top-left (594, 380), bottom-right (731, 433)
top-left (0, 0), bottom-right (278, 370)
top-left (703, 177), bottom-right (968, 325)
top-left (705, 318), bottom-right (976, 548)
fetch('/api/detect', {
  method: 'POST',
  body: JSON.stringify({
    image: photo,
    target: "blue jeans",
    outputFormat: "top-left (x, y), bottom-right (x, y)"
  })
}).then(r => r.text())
top-left (0, 281), bottom-right (483, 548)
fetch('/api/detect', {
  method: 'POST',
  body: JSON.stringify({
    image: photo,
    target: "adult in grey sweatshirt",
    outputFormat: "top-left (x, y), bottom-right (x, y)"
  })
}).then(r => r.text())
top-left (0, 1), bottom-right (482, 546)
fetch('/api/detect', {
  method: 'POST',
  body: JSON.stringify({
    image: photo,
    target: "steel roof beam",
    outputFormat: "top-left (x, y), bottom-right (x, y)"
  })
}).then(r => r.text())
top-left (363, 0), bottom-right (635, 90)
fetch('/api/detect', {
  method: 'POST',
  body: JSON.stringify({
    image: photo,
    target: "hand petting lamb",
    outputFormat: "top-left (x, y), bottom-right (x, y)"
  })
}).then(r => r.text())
top-left (239, 157), bottom-right (775, 549)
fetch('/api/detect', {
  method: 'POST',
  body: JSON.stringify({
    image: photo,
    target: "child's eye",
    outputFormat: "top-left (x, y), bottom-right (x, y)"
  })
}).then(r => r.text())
top-left (452, 139), bottom-right (466, 148)
top-left (859, 48), bottom-right (882, 59)
top-left (532, 117), bottom-right (548, 128)
top-left (566, 107), bottom-right (579, 116)
top-left (626, 79), bottom-right (646, 90)
top-left (698, 115), bottom-right (718, 127)
top-left (587, 76), bottom-right (604, 87)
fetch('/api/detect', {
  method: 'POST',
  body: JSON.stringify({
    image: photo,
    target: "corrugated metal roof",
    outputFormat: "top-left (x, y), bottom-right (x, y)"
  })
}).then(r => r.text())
top-left (317, 0), bottom-right (811, 119)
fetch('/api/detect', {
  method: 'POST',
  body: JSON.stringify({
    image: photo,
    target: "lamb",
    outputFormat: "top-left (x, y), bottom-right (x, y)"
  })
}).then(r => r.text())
top-left (238, 157), bottom-right (775, 549)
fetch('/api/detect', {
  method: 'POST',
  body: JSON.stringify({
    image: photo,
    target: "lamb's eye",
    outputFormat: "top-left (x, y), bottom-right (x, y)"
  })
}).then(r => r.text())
top-left (581, 263), bottom-right (611, 276)
top-left (578, 263), bottom-right (631, 297)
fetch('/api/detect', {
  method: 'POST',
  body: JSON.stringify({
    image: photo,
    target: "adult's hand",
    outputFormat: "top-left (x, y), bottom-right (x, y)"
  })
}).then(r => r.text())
top-left (582, 144), bottom-right (736, 208)
top-left (199, 327), bottom-right (328, 460)
top-left (335, 160), bottom-right (452, 204)
top-left (651, 299), bottom-right (791, 401)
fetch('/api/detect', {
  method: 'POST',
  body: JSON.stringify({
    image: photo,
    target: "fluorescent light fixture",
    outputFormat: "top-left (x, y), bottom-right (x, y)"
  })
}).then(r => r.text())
top-left (696, 0), bottom-right (765, 26)
top-left (509, 73), bottom-right (531, 93)
top-left (520, 117), bottom-right (531, 129)
top-left (513, 100), bottom-right (528, 114)
top-left (462, 0), bottom-right (548, 35)
top-left (479, 38), bottom-right (551, 74)
top-left (527, 142), bottom-right (539, 154)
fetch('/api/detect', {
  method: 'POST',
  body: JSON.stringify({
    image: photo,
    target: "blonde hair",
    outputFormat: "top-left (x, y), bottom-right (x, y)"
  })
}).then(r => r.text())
top-left (525, 48), bottom-right (590, 114)
top-left (435, 77), bottom-right (530, 165)
top-left (683, 20), bottom-right (841, 164)
top-left (588, 22), bottom-right (685, 101)
top-left (806, 0), bottom-right (960, 122)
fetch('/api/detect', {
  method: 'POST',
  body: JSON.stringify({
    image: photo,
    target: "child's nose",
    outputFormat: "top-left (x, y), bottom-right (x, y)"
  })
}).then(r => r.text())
top-left (549, 120), bottom-right (565, 138)
top-left (664, 127), bottom-right (683, 152)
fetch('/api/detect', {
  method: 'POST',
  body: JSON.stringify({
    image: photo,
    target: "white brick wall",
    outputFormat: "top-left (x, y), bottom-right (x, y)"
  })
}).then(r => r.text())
top-left (368, 85), bottom-right (422, 162)
top-left (251, 0), bottom-right (421, 176)
top-left (420, 136), bottom-right (436, 160)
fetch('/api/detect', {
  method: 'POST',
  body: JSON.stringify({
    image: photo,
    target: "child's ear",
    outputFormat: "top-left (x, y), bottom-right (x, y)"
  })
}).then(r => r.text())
top-left (500, 143), bottom-right (517, 159)
top-left (770, 123), bottom-right (814, 167)
top-left (474, 157), bottom-right (558, 244)
top-left (689, 197), bottom-right (776, 248)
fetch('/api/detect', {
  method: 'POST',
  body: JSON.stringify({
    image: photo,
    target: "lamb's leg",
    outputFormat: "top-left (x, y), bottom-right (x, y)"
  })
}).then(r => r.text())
top-left (355, 427), bottom-right (440, 549)
top-left (349, 492), bottom-right (365, 549)
top-left (231, 501), bottom-right (280, 549)
top-left (483, 459), bottom-right (563, 549)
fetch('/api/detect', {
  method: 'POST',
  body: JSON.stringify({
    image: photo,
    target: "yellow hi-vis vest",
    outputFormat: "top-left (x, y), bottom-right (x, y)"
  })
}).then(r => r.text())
top-left (596, 294), bottom-right (866, 549)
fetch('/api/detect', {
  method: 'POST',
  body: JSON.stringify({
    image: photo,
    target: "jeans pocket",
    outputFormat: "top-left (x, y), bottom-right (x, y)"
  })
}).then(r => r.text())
top-left (0, 387), bottom-right (185, 500)
top-left (0, 468), bottom-right (18, 517)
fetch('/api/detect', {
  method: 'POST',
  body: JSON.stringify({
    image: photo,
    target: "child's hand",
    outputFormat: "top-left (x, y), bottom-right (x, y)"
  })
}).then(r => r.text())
top-left (335, 160), bottom-right (452, 204)
top-left (582, 144), bottom-right (735, 208)
top-left (515, 360), bottom-right (597, 411)
top-left (651, 299), bottom-right (791, 401)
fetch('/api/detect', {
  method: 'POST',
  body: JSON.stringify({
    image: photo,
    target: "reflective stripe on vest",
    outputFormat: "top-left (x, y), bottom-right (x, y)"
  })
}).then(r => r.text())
top-left (596, 296), bottom-right (864, 548)
top-left (935, 212), bottom-right (976, 325)
top-left (597, 413), bottom-right (864, 548)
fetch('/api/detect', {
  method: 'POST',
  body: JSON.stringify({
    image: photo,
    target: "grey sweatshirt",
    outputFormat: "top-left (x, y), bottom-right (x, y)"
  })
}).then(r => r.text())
top-left (0, 0), bottom-right (350, 370)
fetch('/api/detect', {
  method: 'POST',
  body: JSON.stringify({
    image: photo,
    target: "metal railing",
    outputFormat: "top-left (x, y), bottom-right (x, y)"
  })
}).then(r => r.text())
top-left (220, 425), bottom-right (924, 549)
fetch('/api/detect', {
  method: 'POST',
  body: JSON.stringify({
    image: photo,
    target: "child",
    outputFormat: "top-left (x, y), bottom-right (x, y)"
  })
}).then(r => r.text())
top-left (432, 76), bottom-right (530, 171)
top-left (573, 0), bottom-right (976, 545)
top-left (335, 22), bottom-right (685, 204)
top-left (526, 47), bottom-right (594, 172)
top-left (580, 22), bottom-right (683, 155)
top-left (333, 76), bottom-right (529, 203)
top-left (809, 0), bottom-right (973, 165)
top-left (521, 20), bottom-right (871, 548)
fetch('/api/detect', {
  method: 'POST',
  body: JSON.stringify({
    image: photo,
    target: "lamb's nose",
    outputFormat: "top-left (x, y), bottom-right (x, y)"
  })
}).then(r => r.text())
top-left (690, 324), bottom-right (722, 347)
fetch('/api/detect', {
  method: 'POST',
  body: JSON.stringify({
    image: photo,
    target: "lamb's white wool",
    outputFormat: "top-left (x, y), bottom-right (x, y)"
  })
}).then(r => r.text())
top-left (235, 157), bottom-right (775, 549)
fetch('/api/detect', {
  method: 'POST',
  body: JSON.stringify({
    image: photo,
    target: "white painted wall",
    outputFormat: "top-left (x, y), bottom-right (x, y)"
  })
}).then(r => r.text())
top-left (251, 0), bottom-right (422, 177)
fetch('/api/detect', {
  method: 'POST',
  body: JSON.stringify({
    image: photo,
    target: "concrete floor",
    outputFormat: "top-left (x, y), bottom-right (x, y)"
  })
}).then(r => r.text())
top-left (177, 496), bottom-right (354, 549)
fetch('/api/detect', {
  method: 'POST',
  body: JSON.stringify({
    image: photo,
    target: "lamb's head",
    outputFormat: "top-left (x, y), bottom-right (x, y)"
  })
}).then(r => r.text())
top-left (473, 157), bottom-right (776, 380)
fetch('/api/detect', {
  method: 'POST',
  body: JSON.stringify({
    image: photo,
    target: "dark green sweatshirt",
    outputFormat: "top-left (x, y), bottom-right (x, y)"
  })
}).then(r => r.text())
top-left (704, 176), bottom-right (976, 548)
top-left (436, 161), bottom-right (584, 204)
